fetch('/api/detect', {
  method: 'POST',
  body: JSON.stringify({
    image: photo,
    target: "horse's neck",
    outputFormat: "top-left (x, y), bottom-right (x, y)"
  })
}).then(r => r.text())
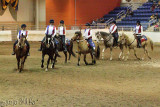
top-left (125, 35), bottom-right (135, 44)
top-left (101, 33), bottom-right (110, 40)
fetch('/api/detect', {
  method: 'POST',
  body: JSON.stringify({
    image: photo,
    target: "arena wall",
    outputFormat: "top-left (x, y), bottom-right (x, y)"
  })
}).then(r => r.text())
top-left (46, 0), bottom-right (121, 25)
top-left (0, 0), bottom-right (46, 25)
top-left (0, 31), bottom-right (12, 41)
top-left (0, 29), bottom-right (160, 43)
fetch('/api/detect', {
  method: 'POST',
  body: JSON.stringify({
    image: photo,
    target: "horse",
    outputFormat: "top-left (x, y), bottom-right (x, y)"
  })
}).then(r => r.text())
top-left (65, 39), bottom-right (76, 60)
top-left (41, 35), bottom-right (57, 71)
top-left (71, 31), bottom-right (100, 66)
top-left (15, 34), bottom-right (28, 73)
top-left (118, 32), bottom-right (154, 61)
top-left (55, 34), bottom-right (76, 63)
top-left (95, 31), bottom-right (123, 60)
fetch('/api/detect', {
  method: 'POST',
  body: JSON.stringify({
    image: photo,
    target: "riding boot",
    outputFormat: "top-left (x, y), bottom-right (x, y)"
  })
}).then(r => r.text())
top-left (91, 47), bottom-right (95, 55)
top-left (64, 46), bottom-right (67, 52)
top-left (27, 47), bottom-right (30, 56)
top-left (12, 46), bottom-right (15, 55)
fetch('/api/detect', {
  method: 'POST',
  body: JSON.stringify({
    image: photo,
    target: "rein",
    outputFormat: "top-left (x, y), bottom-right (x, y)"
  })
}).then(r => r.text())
top-left (128, 38), bottom-right (136, 46)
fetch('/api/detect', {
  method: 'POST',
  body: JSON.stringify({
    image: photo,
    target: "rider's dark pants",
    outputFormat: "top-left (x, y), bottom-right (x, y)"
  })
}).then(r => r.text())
top-left (112, 33), bottom-right (119, 46)
top-left (59, 35), bottom-right (67, 50)
top-left (25, 40), bottom-right (30, 52)
top-left (136, 35), bottom-right (142, 47)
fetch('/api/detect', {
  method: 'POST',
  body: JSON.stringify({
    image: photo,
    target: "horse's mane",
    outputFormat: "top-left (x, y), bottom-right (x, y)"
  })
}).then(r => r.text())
top-left (122, 33), bottom-right (129, 41)
top-left (96, 31), bottom-right (110, 36)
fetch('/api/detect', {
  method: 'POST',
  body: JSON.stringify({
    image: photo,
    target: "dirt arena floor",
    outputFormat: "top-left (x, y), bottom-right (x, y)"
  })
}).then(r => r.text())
top-left (0, 41), bottom-right (160, 107)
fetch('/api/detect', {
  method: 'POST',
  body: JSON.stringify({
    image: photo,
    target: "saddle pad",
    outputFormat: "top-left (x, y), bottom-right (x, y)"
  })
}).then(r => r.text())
top-left (141, 35), bottom-right (147, 43)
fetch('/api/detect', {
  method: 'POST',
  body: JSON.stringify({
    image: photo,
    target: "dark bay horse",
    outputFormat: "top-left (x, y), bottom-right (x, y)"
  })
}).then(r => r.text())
top-left (71, 31), bottom-right (100, 66)
top-left (55, 35), bottom-right (76, 63)
top-left (15, 35), bottom-right (28, 73)
top-left (41, 35), bottom-right (57, 71)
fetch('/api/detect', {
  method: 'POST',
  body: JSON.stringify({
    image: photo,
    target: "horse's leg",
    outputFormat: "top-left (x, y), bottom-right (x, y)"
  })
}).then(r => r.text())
top-left (46, 56), bottom-right (50, 71)
top-left (119, 45), bottom-right (125, 60)
top-left (17, 57), bottom-right (20, 71)
top-left (63, 51), bottom-right (67, 63)
top-left (77, 53), bottom-right (81, 66)
top-left (68, 52), bottom-right (71, 60)
top-left (84, 54), bottom-right (88, 65)
top-left (102, 47), bottom-right (106, 60)
top-left (110, 47), bottom-right (113, 61)
top-left (142, 46), bottom-right (146, 60)
top-left (52, 54), bottom-right (57, 69)
top-left (125, 47), bottom-right (130, 61)
top-left (144, 46), bottom-right (151, 60)
top-left (134, 48), bottom-right (140, 60)
top-left (41, 53), bottom-right (45, 68)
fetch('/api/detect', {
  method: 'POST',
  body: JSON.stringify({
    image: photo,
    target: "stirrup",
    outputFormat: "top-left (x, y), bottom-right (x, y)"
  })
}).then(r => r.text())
top-left (38, 48), bottom-right (42, 51)
top-left (12, 52), bottom-right (15, 55)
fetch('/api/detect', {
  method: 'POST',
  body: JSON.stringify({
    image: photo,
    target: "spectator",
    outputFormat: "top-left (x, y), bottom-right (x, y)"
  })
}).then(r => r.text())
top-left (154, 23), bottom-right (159, 31)
top-left (155, 13), bottom-right (159, 21)
top-left (149, 14), bottom-right (157, 24)
top-left (151, 3), bottom-right (156, 11)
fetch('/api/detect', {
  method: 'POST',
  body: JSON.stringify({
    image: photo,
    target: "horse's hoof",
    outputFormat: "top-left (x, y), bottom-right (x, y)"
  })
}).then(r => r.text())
top-left (52, 65), bottom-right (54, 69)
top-left (110, 58), bottom-right (113, 61)
top-left (85, 63), bottom-right (88, 65)
top-left (41, 65), bottom-right (44, 68)
top-left (92, 60), bottom-right (96, 64)
top-left (77, 64), bottom-right (80, 66)
top-left (45, 68), bottom-right (48, 72)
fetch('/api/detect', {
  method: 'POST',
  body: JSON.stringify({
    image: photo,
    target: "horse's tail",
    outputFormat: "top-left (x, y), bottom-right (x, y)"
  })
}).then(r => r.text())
top-left (96, 45), bottom-right (100, 59)
top-left (150, 38), bottom-right (154, 51)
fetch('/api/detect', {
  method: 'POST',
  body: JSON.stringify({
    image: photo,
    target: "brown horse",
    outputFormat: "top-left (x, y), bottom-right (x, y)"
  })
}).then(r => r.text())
top-left (71, 31), bottom-right (100, 66)
top-left (15, 34), bottom-right (28, 72)
top-left (118, 33), bottom-right (154, 61)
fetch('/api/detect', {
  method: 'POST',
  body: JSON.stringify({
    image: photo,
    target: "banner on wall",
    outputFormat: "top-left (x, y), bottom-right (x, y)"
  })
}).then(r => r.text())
top-left (1, 0), bottom-right (19, 10)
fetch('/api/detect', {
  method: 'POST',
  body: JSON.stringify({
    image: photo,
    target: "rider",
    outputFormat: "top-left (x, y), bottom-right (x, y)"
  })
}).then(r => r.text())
top-left (58, 20), bottom-right (67, 52)
top-left (12, 24), bottom-right (30, 56)
top-left (38, 19), bottom-right (60, 57)
top-left (83, 23), bottom-right (95, 55)
top-left (134, 20), bottom-right (143, 48)
top-left (109, 21), bottom-right (119, 47)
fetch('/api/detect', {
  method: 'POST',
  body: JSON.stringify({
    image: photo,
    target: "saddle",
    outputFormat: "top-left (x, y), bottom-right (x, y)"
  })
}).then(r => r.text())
top-left (141, 35), bottom-right (147, 43)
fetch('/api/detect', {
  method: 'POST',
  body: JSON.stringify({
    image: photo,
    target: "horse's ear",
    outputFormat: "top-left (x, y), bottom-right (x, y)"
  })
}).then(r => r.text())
top-left (79, 25), bottom-right (82, 33)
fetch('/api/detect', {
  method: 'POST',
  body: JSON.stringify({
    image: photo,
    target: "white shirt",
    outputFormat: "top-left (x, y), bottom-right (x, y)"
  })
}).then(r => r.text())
top-left (83, 28), bottom-right (92, 39)
top-left (109, 24), bottom-right (117, 34)
top-left (134, 25), bottom-right (143, 36)
top-left (58, 26), bottom-right (66, 35)
top-left (17, 30), bottom-right (28, 40)
top-left (45, 25), bottom-right (56, 37)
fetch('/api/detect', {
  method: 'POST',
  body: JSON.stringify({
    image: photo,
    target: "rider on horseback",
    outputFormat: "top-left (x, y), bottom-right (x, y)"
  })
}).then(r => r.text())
top-left (109, 21), bottom-right (119, 47)
top-left (38, 19), bottom-right (60, 57)
top-left (58, 20), bottom-right (67, 52)
top-left (83, 23), bottom-right (95, 55)
top-left (134, 20), bottom-right (143, 48)
top-left (12, 24), bottom-right (30, 56)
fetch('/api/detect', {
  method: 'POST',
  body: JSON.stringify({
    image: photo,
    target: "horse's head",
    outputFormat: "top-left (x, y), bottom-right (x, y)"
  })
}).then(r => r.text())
top-left (18, 34), bottom-right (26, 48)
top-left (95, 32), bottom-right (102, 43)
top-left (118, 33), bottom-right (126, 45)
top-left (71, 31), bottom-right (82, 41)
top-left (45, 35), bottom-right (52, 48)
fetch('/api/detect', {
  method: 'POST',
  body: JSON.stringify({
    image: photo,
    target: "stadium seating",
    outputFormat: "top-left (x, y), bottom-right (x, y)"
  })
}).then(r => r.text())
top-left (103, 7), bottom-right (128, 22)
top-left (117, 2), bottom-right (160, 31)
